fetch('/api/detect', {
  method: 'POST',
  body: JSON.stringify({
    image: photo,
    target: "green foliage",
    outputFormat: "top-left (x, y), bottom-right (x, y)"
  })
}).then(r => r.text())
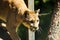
top-left (42, 0), bottom-right (50, 3)
top-left (17, 24), bottom-right (28, 40)
top-left (35, 0), bottom-right (55, 40)
top-left (35, 0), bottom-right (39, 5)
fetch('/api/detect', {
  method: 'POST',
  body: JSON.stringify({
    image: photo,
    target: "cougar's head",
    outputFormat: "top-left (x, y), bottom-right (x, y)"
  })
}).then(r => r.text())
top-left (22, 9), bottom-right (40, 31)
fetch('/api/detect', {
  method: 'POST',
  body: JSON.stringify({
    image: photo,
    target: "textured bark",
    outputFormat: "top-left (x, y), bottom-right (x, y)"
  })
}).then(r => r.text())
top-left (47, 1), bottom-right (60, 40)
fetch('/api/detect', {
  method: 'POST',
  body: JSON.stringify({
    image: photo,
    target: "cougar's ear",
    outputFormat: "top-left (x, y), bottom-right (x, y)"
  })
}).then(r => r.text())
top-left (35, 9), bottom-right (40, 16)
top-left (23, 11), bottom-right (29, 18)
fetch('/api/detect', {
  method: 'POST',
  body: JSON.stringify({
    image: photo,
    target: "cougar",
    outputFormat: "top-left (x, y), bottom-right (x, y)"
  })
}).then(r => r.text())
top-left (0, 0), bottom-right (40, 40)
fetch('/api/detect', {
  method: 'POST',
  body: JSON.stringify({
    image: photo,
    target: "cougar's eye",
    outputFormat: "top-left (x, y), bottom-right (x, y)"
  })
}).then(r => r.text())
top-left (30, 21), bottom-right (34, 23)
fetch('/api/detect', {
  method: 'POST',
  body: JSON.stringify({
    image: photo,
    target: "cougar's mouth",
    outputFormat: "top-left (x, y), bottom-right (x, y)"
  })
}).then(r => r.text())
top-left (23, 20), bottom-right (39, 32)
top-left (30, 26), bottom-right (37, 32)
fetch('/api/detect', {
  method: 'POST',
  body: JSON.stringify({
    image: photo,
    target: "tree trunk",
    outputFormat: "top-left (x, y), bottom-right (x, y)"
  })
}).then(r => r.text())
top-left (47, 1), bottom-right (60, 40)
top-left (6, 8), bottom-right (21, 40)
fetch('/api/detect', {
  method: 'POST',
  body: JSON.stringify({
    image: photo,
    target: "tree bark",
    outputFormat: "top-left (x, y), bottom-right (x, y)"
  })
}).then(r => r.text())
top-left (47, 1), bottom-right (60, 40)
top-left (6, 8), bottom-right (21, 40)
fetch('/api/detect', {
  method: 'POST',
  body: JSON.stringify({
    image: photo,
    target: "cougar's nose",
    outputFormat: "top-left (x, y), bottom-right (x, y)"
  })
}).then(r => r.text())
top-left (36, 26), bottom-right (39, 30)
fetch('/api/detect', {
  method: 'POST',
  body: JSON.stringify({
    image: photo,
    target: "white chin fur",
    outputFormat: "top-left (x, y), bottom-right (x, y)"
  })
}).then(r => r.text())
top-left (31, 23), bottom-right (33, 26)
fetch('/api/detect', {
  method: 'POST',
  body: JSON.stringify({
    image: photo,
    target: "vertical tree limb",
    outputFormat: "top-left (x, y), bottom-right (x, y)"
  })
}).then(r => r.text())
top-left (6, 8), bottom-right (21, 40)
top-left (47, 1), bottom-right (60, 40)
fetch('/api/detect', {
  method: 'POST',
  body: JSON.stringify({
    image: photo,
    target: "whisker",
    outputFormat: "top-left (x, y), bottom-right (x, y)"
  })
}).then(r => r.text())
top-left (36, 27), bottom-right (43, 34)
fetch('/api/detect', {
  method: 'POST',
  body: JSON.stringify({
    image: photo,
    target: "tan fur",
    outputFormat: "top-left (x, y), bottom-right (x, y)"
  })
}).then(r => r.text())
top-left (0, 0), bottom-right (39, 40)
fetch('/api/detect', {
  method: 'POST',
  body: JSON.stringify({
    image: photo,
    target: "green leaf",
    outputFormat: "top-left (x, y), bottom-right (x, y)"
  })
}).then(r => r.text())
top-left (43, 0), bottom-right (50, 3)
top-left (35, 1), bottom-right (39, 5)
